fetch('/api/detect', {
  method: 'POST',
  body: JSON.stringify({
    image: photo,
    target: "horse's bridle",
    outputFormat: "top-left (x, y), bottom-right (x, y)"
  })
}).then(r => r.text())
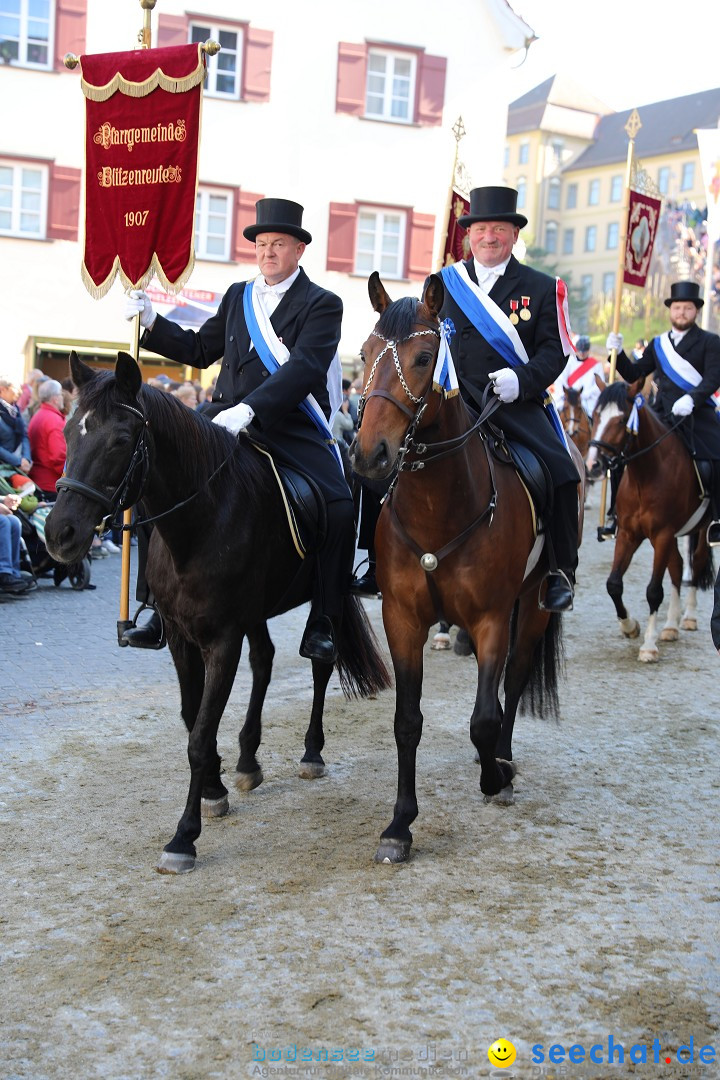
top-left (589, 396), bottom-right (685, 471)
top-left (56, 401), bottom-right (151, 517)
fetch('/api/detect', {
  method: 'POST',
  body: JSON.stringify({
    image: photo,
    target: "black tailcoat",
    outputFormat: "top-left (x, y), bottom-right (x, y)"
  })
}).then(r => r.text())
top-left (614, 324), bottom-right (720, 461)
top-left (440, 256), bottom-right (579, 486)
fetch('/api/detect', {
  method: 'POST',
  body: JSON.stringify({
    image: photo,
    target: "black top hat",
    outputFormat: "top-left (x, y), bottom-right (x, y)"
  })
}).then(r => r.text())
top-left (458, 186), bottom-right (528, 230)
top-left (243, 198), bottom-right (312, 245)
top-left (664, 280), bottom-right (703, 308)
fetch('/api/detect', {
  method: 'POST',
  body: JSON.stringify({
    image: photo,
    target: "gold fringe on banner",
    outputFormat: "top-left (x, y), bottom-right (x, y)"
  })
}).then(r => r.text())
top-left (80, 43), bottom-right (205, 101)
top-left (80, 249), bottom-right (196, 300)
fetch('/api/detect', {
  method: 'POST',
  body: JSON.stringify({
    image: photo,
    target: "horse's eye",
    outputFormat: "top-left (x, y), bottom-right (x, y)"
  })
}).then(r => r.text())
top-left (415, 352), bottom-right (433, 368)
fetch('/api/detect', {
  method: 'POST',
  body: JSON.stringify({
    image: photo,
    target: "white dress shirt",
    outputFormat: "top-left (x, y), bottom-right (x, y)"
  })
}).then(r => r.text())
top-left (253, 266), bottom-right (301, 317)
top-left (473, 256), bottom-right (511, 294)
top-left (669, 327), bottom-right (689, 346)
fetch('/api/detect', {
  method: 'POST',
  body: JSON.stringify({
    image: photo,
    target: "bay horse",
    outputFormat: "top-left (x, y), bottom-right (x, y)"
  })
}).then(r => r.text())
top-left (45, 352), bottom-right (390, 873)
top-left (558, 385), bottom-right (593, 463)
top-left (350, 272), bottom-right (582, 864)
top-left (586, 379), bottom-right (714, 662)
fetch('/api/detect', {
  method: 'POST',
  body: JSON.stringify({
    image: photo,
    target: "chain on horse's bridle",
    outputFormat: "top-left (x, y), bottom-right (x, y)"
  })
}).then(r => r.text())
top-left (588, 398), bottom-right (685, 472)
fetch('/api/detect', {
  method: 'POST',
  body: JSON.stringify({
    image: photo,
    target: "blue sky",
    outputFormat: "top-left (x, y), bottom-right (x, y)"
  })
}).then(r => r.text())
top-left (508, 0), bottom-right (720, 111)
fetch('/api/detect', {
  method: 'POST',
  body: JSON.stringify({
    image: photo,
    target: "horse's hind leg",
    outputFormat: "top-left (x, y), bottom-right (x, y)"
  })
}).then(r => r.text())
top-left (639, 534), bottom-right (675, 662)
top-left (168, 633), bottom-right (229, 819)
top-left (236, 623), bottom-right (274, 792)
top-left (298, 659), bottom-right (333, 779)
top-left (469, 637), bottom-right (516, 803)
top-left (661, 542), bottom-right (683, 641)
top-left (498, 597), bottom-right (551, 767)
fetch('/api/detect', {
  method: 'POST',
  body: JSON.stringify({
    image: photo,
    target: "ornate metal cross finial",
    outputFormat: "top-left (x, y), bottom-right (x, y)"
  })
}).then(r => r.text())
top-left (452, 116), bottom-right (466, 144)
top-left (625, 108), bottom-right (642, 140)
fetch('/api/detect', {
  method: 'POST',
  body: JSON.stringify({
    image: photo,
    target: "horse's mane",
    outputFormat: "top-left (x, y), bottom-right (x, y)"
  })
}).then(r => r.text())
top-left (595, 380), bottom-right (630, 412)
top-left (78, 372), bottom-right (268, 501)
top-left (375, 296), bottom-right (422, 342)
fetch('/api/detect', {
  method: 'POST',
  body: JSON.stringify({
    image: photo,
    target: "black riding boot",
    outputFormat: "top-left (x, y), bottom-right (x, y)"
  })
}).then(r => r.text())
top-left (707, 463), bottom-right (720, 546)
top-left (121, 607), bottom-right (166, 649)
top-left (541, 481), bottom-right (579, 612)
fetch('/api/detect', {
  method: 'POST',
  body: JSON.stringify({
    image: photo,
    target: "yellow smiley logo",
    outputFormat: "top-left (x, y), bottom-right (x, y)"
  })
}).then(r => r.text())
top-left (488, 1039), bottom-right (517, 1068)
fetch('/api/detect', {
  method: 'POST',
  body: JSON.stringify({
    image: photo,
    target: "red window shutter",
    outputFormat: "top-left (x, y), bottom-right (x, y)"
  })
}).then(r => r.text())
top-left (157, 14), bottom-right (189, 49)
top-left (243, 28), bottom-right (273, 102)
top-left (416, 53), bottom-right (446, 127)
top-left (53, 0), bottom-right (86, 71)
top-left (326, 203), bottom-right (358, 273)
top-left (336, 43), bottom-right (367, 116)
top-left (407, 211), bottom-right (435, 280)
top-left (47, 164), bottom-right (81, 241)
top-left (233, 189), bottom-right (265, 262)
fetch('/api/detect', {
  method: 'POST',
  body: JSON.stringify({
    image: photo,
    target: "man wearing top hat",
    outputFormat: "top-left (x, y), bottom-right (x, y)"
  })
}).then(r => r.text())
top-left (123, 198), bottom-right (354, 662)
top-left (607, 280), bottom-right (720, 544)
top-left (439, 185), bottom-right (581, 611)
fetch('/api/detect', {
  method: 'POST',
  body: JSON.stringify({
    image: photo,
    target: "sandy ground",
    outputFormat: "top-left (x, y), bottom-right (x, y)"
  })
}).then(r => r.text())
top-left (1, 485), bottom-right (719, 1080)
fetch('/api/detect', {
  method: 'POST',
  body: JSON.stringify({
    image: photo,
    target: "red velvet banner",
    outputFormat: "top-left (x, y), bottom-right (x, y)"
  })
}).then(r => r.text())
top-left (623, 189), bottom-right (662, 288)
top-left (80, 44), bottom-right (204, 298)
top-left (441, 190), bottom-right (470, 266)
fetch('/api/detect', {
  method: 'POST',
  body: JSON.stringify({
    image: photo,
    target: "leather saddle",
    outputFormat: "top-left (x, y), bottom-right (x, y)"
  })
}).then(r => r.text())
top-left (488, 434), bottom-right (553, 523)
top-left (249, 442), bottom-right (327, 557)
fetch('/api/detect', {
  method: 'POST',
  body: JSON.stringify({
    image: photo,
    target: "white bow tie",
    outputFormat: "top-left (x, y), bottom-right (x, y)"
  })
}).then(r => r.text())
top-left (478, 267), bottom-right (502, 285)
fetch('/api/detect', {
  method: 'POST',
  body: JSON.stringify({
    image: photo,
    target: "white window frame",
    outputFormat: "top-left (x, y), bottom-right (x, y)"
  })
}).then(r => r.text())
top-left (365, 48), bottom-right (417, 124)
top-left (585, 225), bottom-right (597, 253)
top-left (0, 0), bottom-right (54, 69)
top-left (194, 187), bottom-right (232, 262)
top-left (566, 183), bottom-right (578, 209)
top-left (354, 206), bottom-right (407, 280)
top-left (516, 176), bottom-right (527, 210)
top-left (588, 179), bottom-right (600, 206)
top-left (581, 274), bottom-right (593, 301)
top-left (547, 178), bottom-right (561, 211)
top-left (610, 175), bottom-right (622, 202)
top-left (606, 222), bottom-right (619, 250)
top-left (602, 272), bottom-right (615, 295)
top-left (0, 159), bottom-right (48, 238)
top-left (680, 162), bottom-right (695, 191)
top-left (562, 228), bottom-right (574, 255)
top-left (658, 166), bottom-right (670, 195)
top-left (544, 221), bottom-right (558, 255)
top-left (190, 20), bottom-right (242, 100)
top-left (518, 141), bottom-right (529, 165)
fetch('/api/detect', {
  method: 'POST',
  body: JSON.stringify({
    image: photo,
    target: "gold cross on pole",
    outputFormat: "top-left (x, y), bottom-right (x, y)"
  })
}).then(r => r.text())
top-left (625, 108), bottom-right (642, 140)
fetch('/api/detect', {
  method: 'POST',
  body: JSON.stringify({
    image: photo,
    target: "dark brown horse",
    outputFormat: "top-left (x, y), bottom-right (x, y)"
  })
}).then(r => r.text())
top-left (558, 385), bottom-right (593, 462)
top-left (350, 272), bottom-right (581, 863)
top-left (586, 379), bottom-right (714, 661)
top-left (45, 353), bottom-right (390, 873)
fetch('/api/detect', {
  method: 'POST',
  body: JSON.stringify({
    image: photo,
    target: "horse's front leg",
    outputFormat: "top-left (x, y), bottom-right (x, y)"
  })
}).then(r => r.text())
top-left (469, 621), bottom-right (516, 801)
top-left (660, 542), bottom-right (683, 642)
top-left (298, 659), bottom-right (333, 779)
top-left (167, 631), bottom-right (229, 819)
top-left (639, 534), bottom-right (675, 662)
top-left (158, 639), bottom-right (243, 874)
top-left (606, 529), bottom-right (642, 639)
top-left (236, 623), bottom-right (274, 792)
top-left (376, 610), bottom-right (425, 865)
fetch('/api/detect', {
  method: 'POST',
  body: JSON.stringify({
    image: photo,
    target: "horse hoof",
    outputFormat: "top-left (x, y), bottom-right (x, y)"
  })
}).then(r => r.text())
top-left (298, 761), bottom-right (326, 780)
top-left (156, 851), bottom-right (196, 874)
top-left (620, 618), bottom-right (640, 639)
top-left (484, 784), bottom-right (516, 806)
top-left (431, 633), bottom-right (451, 650)
top-left (201, 794), bottom-right (229, 818)
top-left (681, 618), bottom-right (698, 632)
top-left (374, 837), bottom-right (411, 864)
top-left (660, 627), bottom-right (679, 642)
top-left (453, 630), bottom-right (472, 656)
top-left (638, 648), bottom-right (659, 663)
top-left (235, 769), bottom-right (263, 792)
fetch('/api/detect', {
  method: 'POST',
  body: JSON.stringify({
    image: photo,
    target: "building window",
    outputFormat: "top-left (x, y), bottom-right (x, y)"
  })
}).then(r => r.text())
top-left (602, 271), bottom-right (615, 295)
top-left (516, 176), bottom-right (526, 209)
top-left (0, 161), bottom-right (47, 237)
top-left (588, 179), bottom-right (600, 206)
top-left (0, 0), bottom-right (53, 67)
top-left (610, 175), bottom-right (622, 202)
top-left (547, 178), bottom-right (561, 211)
top-left (566, 183), bottom-right (577, 209)
top-left (191, 22), bottom-right (242, 98)
top-left (503, 145), bottom-right (509, 168)
top-left (195, 188), bottom-right (232, 260)
top-left (551, 139), bottom-right (564, 164)
top-left (606, 222), bottom-right (619, 250)
top-left (544, 222), bottom-right (558, 255)
top-left (365, 49), bottom-right (416, 123)
top-left (355, 207), bottom-right (406, 279)
top-left (519, 141), bottom-right (529, 165)
top-left (658, 166), bottom-right (670, 195)
top-left (681, 162), bottom-right (695, 191)
top-left (562, 228), bottom-right (574, 255)
top-left (584, 225), bottom-right (597, 252)
top-left (581, 274), bottom-right (593, 302)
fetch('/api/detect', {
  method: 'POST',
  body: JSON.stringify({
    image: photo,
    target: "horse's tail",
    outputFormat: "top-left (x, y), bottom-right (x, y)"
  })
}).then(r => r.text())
top-left (688, 532), bottom-right (715, 591)
top-left (335, 595), bottom-right (392, 699)
top-left (517, 609), bottom-right (566, 720)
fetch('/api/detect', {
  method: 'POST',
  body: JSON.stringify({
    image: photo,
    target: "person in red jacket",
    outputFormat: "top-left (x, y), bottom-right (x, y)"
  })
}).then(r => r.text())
top-left (28, 379), bottom-right (66, 497)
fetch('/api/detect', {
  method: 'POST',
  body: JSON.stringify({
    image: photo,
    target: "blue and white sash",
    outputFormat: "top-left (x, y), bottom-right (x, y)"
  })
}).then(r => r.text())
top-left (654, 333), bottom-right (720, 417)
top-left (440, 262), bottom-right (570, 450)
top-left (243, 280), bottom-right (344, 470)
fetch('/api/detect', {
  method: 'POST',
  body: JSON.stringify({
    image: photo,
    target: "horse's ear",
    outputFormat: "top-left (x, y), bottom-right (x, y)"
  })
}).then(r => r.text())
top-left (563, 384), bottom-right (570, 393)
top-left (421, 274), bottom-right (445, 320)
top-left (368, 271), bottom-right (392, 314)
top-left (627, 377), bottom-right (644, 399)
top-left (595, 372), bottom-right (606, 392)
top-left (70, 350), bottom-right (97, 388)
top-left (115, 352), bottom-right (143, 399)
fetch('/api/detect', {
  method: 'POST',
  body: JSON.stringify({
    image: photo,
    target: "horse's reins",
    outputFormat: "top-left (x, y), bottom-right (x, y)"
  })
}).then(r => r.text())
top-left (589, 410), bottom-right (687, 472)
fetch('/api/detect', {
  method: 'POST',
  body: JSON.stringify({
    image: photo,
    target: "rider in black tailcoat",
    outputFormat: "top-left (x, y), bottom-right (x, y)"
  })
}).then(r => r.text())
top-left (123, 198), bottom-right (354, 662)
top-left (439, 186), bottom-right (580, 611)
top-left (607, 279), bottom-right (720, 544)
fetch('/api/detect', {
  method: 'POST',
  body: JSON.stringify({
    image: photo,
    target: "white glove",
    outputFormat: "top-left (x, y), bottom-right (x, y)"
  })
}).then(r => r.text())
top-left (606, 332), bottom-right (623, 352)
top-left (671, 394), bottom-right (694, 417)
top-left (488, 368), bottom-right (520, 404)
top-left (212, 402), bottom-right (255, 435)
top-left (124, 289), bottom-right (155, 330)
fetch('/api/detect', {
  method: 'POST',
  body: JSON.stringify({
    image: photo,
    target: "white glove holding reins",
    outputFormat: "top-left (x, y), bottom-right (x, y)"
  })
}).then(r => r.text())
top-left (124, 289), bottom-right (156, 330)
top-left (606, 332), bottom-right (623, 352)
top-left (488, 368), bottom-right (520, 404)
top-left (671, 394), bottom-right (694, 417)
top-left (212, 402), bottom-right (255, 435)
